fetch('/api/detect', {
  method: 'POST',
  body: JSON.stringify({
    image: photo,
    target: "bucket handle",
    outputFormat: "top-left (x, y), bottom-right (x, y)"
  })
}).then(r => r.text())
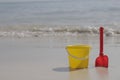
top-left (68, 52), bottom-right (88, 60)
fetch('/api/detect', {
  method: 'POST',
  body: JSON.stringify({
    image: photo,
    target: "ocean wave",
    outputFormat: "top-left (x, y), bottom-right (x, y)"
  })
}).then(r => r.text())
top-left (0, 25), bottom-right (120, 38)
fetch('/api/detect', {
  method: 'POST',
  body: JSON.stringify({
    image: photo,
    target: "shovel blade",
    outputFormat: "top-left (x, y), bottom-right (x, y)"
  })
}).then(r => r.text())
top-left (95, 55), bottom-right (108, 68)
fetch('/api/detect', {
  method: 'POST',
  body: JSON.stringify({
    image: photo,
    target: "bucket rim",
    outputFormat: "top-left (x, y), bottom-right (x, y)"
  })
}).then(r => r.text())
top-left (66, 44), bottom-right (91, 49)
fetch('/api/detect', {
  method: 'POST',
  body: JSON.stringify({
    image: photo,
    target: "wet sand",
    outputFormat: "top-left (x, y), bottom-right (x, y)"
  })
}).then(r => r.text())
top-left (0, 36), bottom-right (120, 80)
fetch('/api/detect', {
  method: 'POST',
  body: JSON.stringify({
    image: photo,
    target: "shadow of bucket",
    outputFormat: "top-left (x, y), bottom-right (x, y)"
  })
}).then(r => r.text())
top-left (66, 45), bottom-right (91, 70)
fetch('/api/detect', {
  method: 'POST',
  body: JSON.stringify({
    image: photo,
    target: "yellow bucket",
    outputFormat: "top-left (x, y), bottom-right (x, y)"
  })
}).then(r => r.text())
top-left (66, 45), bottom-right (91, 70)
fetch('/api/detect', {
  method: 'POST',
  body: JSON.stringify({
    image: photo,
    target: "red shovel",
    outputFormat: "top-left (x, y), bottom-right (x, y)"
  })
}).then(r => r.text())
top-left (95, 27), bottom-right (109, 68)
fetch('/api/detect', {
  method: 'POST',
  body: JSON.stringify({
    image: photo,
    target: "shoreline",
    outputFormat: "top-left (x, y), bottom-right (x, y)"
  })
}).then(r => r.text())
top-left (0, 37), bottom-right (120, 80)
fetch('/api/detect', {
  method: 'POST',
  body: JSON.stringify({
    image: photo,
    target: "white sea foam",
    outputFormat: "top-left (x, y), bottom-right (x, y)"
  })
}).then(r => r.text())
top-left (0, 25), bottom-right (120, 38)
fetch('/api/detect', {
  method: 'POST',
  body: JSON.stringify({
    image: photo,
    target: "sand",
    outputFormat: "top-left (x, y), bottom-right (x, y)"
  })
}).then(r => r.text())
top-left (0, 36), bottom-right (120, 80)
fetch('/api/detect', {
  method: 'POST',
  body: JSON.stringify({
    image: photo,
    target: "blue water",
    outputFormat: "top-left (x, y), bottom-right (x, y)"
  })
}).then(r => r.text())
top-left (0, 0), bottom-right (120, 26)
top-left (0, 0), bottom-right (120, 37)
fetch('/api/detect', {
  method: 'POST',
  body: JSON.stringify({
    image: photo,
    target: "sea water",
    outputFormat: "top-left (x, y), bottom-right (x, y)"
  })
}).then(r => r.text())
top-left (0, 0), bottom-right (120, 37)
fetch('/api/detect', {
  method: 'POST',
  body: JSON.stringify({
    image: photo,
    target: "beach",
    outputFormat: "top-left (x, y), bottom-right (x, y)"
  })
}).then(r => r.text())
top-left (1, 0), bottom-right (120, 80)
top-left (0, 35), bottom-right (120, 80)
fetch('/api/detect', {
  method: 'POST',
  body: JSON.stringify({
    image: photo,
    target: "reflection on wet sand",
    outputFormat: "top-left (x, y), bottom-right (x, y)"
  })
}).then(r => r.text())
top-left (69, 69), bottom-right (90, 80)
top-left (69, 67), bottom-right (109, 80)
top-left (95, 67), bottom-right (109, 80)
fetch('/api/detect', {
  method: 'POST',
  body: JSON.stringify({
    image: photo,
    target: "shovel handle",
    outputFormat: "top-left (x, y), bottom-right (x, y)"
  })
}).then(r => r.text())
top-left (100, 27), bottom-right (104, 56)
